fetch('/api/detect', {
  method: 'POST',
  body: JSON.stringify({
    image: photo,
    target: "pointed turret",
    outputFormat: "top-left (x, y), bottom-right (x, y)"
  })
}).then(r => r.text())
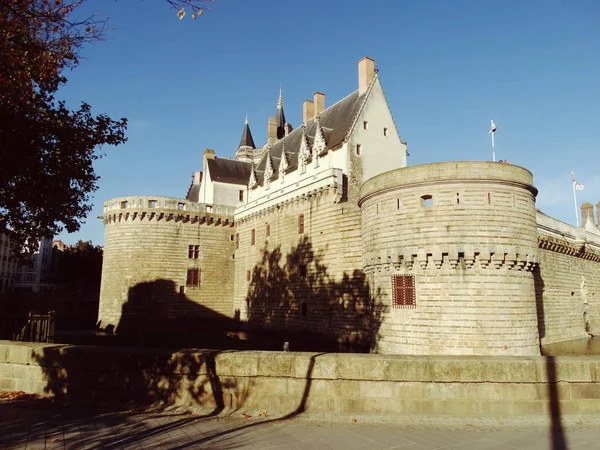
top-left (235, 114), bottom-right (256, 162)
top-left (276, 85), bottom-right (286, 139)
top-left (239, 114), bottom-right (256, 149)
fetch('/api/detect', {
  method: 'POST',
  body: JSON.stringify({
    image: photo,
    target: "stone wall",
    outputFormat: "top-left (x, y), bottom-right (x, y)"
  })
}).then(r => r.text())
top-left (232, 183), bottom-right (376, 347)
top-left (360, 162), bottom-right (541, 356)
top-left (535, 213), bottom-right (600, 345)
top-left (1, 341), bottom-right (599, 417)
top-left (98, 196), bottom-right (236, 331)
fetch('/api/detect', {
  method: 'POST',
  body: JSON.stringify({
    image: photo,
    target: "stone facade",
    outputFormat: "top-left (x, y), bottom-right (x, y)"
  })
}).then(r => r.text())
top-left (98, 196), bottom-right (235, 331)
top-left (98, 57), bottom-right (600, 355)
top-left (360, 162), bottom-right (541, 355)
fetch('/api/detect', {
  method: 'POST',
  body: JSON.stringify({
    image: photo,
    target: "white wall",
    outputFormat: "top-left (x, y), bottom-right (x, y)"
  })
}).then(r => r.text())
top-left (351, 78), bottom-right (407, 183)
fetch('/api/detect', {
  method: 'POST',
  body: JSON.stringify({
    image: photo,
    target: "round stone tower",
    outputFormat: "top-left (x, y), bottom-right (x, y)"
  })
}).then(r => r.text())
top-left (99, 196), bottom-right (236, 332)
top-left (360, 161), bottom-right (540, 356)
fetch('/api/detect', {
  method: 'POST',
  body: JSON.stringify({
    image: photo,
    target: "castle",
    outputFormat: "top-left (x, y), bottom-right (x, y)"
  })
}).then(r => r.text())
top-left (98, 57), bottom-right (600, 356)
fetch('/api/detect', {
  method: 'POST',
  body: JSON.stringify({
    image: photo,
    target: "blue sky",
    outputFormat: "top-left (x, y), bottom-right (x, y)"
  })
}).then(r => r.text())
top-left (57, 0), bottom-right (600, 245)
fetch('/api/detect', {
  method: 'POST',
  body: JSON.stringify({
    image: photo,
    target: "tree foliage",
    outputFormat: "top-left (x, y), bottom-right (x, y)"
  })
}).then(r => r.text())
top-left (1, 0), bottom-right (216, 255)
top-left (60, 240), bottom-right (103, 291)
top-left (0, 0), bottom-right (127, 255)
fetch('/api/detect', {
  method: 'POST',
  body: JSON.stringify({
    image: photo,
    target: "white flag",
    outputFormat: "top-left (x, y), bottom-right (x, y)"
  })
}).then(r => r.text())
top-left (488, 118), bottom-right (497, 134)
top-left (572, 171), bottom-right (584, 190)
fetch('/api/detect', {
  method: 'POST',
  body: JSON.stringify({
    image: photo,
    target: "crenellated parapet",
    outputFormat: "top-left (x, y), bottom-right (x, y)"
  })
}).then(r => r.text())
top-left (538, 235), bottom-right (600, 262)
top-left (102, 196), bottom-right (235, 227)
top-left (364, 244), bottom-right (539, 272)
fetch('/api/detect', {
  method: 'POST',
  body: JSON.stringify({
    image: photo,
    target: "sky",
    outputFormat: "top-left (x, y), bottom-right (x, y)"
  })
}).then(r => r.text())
top-left (56, 0), bottom-right (600, 245)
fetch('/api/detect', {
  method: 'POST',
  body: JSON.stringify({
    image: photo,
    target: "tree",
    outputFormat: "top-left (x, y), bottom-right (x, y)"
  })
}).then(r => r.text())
top-left (0, 1), bottom-right (214, 255)
top-left (0, 0), bottom-right (126, 255)
top-left (60, 240), bottom-right (103, 291)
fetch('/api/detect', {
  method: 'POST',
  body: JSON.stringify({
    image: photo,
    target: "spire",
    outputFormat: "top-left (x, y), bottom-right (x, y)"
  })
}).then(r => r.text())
top-left (238, 114), bottom-right (256, 149)
top-left (276, 84), bottom-right (286, 139)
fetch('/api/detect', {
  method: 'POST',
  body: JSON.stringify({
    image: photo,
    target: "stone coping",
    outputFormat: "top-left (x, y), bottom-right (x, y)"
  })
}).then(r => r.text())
top-left (2, 341), bottom-right (598, 384)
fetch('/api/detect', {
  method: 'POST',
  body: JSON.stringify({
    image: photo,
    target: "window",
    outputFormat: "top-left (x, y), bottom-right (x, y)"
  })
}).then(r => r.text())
top-left (392, 274), bottom-right (416, 308)
top-left (186, 268), bottom-right (200, 287)
top-left (188, 245), bottom-right (200, 259)
top-left (179, 286), bottom-right (185, 295)
top-left (235, 233), bottom-right (239, 249)
top-left (149, 200), bottom-right (157, 208)
top-left (421, 195), bottom-right (432, 208)
top-left (239, 190), bottom-right (244, 202)
top-left (356, 144), bottom-right (361, 155)
top-left (363, 120), bottom-right (368, 130)
top-left (247, 270), bottom-right (251, 282)
top-left (251, 229), bottom-right (256, 246)
top-left (383, 127), bottom-right (388, 137)
top-left (298, 214), bottom-right (304, 234)
top-left (266, 223), bottom-right (270, 237)
top-left (178, 202), bottom-right (185, 210)
top-left (120, 201), bottom-right (128, 209)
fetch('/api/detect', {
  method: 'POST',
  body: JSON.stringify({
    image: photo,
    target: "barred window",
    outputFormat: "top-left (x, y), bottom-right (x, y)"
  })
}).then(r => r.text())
top-left (392, 274), bottom-right (416, 308)
top-left (186, 268), bottom-right (200, 287)
top-left (188, 245), bottom-right (200, 259)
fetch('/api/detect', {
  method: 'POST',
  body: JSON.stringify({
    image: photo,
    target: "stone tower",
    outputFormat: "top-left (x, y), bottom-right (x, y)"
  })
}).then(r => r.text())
top-left (360, 161), bottom-right (541, 356)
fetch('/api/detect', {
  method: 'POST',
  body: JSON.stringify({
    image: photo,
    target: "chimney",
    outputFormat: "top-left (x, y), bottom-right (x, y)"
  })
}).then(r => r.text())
top-left (268, 117), bottom-right (278, 142)
top-left (193, 171), bottom-right (202, 185)
top-left (358, 56), bottom-right (375, 95)
top-left (313, 92), bottom-right (325, 117)
top-left (581, 202), bottom-right (594, 226)
top-left (303, 100), bottom-right (314, 124)
top-left (203, 148), bottom-right (215, 170)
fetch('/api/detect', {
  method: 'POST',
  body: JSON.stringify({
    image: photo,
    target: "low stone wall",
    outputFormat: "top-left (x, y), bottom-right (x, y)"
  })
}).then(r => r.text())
top-left (1, 341), bottom-right (599, 417)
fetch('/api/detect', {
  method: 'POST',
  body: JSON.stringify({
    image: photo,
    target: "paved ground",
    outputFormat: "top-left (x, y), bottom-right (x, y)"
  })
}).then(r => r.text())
top-left (1, 399), bottom-right (599, 449)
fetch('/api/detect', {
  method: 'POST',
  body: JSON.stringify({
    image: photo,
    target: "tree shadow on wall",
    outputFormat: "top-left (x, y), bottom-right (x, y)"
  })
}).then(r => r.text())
top-left (245, 235), bottom-right (386, 352)
top-left (32, 279), bottom-right (253, 414)
top-left (534, 266), bottom-right (567, 450)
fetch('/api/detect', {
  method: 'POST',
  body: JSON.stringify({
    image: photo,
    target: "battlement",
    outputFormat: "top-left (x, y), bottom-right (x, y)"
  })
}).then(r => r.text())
top-left (102, 196), bottom-right (235, 226)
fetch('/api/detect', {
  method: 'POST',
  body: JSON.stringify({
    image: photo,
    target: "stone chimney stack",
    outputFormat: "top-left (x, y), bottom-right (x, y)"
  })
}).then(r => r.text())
top-left (313, 92), bottom-right (325, 117)
top-left (203, 149), bottom-right (215, 173)
top-left (581, 202), bottom-right (594, 226)
top-left (358, 56), bottom-right (375, 96)
top-left (303, 100), bottom-right (314, 124)
top-left (267, 117), bottom-right (278, 143)
top-left (193, 171), bottom-right (202, 185)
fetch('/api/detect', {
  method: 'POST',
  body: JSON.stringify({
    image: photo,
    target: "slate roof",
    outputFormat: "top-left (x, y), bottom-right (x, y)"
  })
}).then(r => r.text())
top-left (253, 88), bottom-right (367, 185)
top-left (186, 184), bottom-right (201, 202)
top-left (207, 157), bottom-right (252, 185)
top-left (239, 122), bottom-right (256, 149)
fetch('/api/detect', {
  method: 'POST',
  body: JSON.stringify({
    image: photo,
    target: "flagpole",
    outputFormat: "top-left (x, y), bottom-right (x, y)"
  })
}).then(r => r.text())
top-left (572, 178), bottom-right (580, 227)
top-left (491, 131), bottom-right (495, 162)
